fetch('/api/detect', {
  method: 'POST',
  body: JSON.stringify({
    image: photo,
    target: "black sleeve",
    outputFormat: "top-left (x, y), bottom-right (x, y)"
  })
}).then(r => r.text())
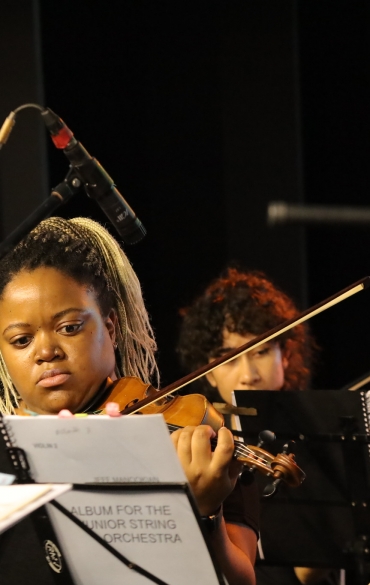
top-left (223, 477), bottom-right (260, 538)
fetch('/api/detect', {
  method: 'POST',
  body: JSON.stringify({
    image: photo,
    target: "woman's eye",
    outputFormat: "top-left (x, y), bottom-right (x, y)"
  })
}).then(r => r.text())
top-left (256, 347), bottom-right (269, 357)
top-left (12, 336), bottom-right (32, 347)
top-left (59, 323), bottom-right (82, 334)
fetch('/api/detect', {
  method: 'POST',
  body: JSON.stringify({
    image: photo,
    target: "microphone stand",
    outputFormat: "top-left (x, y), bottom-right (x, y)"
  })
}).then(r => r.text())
top-left (0, 168), bottom-right (82, 260)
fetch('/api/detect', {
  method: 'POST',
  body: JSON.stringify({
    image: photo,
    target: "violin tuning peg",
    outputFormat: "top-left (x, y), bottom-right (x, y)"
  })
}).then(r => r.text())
top-left (257, 429), bottom-right (276, 448)
top-left (239, 468), bottom-right (255, 485)
top-left (282, 440), bottom-right (295, 455)
top-left (263, 477), bottom-right (282, 498)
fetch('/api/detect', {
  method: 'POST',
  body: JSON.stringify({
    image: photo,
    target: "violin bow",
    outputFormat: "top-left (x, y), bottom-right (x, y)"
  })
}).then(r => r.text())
top-left (122, 276), bottom-right (370, 415)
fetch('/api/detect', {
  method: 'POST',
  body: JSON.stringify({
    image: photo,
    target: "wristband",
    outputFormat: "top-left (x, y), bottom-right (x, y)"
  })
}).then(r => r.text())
top-left (201, 505), bottom-right (223, 533)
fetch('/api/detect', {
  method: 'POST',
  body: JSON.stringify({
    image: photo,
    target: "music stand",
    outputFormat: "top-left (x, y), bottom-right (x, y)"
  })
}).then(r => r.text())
top-left (232, 389), bottom-right (370, 585)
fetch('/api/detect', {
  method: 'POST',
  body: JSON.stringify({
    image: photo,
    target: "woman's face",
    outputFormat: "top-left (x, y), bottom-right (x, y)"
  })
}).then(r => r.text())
top-left (0, 267), bottom-right (117, 414)
top-left (206, 330), bottom-right (288, 404)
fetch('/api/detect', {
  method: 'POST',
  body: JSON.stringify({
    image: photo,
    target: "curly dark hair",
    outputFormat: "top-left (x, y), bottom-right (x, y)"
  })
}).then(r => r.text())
top-left (177, 268), bottom-right (313, 398)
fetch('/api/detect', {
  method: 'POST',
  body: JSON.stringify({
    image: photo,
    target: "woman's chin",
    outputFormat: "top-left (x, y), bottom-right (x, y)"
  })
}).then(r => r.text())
top-left (34, 393), bottom-right (83, 415)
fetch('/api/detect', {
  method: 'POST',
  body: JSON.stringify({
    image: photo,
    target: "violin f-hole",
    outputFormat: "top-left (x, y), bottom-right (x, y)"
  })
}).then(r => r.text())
top-left (124, 398), bottom-right (140, 410)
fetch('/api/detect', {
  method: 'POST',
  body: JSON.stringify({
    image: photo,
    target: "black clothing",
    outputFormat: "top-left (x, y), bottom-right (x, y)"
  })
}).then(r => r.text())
top-left (223, 476), bottom-right (260, 539)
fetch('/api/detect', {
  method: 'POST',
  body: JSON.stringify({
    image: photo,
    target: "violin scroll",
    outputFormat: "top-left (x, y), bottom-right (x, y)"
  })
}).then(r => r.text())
top-left (271, 451), bottom-right (305, 487)
top-left (261, 441), bottom-right (306, 497)
top-left (235, 441), bottom-right (305, 494)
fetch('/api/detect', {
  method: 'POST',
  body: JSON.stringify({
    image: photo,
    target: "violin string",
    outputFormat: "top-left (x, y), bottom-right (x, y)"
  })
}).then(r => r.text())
top-left (166, 424), bottom-right (271, 466)
top-left (234, 443), bottom-right (270, 464)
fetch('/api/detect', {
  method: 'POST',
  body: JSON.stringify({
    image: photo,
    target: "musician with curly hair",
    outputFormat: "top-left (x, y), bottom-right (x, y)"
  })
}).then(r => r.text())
top-left (178, 268), bottom-right (312, 400)
top-left (178, 268), bottom-right (339, 585)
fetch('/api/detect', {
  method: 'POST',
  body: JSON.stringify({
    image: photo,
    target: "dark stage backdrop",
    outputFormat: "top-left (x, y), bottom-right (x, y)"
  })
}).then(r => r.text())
top-left (0, 0), bottom-right (48, 235)
top-left (1, 1), bottom-right (370, 389)
top-left (298, 1), bottom-right (370, 389)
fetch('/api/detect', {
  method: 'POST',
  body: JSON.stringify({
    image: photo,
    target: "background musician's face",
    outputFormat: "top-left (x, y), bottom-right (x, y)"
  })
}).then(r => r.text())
top-left (0, 267), bottom-right (117, 414)
top-left (206, 330), bottom-right (288, 404)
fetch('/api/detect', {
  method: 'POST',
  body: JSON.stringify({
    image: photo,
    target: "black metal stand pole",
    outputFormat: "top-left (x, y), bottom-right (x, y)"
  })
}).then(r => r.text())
top-left (0, 168), bottom-right (82, 260)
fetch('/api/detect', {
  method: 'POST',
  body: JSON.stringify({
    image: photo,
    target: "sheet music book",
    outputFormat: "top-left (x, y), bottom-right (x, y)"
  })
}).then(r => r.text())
top-left (0, 483), bottom-right (71, 534)
top-left (2, 413), bottom-right (225, 585)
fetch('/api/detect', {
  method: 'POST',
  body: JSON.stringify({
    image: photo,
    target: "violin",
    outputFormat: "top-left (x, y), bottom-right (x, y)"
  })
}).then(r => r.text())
top-left (89, 276), bottom-right (370, 492)
top-left (89, 376), bottom-right (304, 492)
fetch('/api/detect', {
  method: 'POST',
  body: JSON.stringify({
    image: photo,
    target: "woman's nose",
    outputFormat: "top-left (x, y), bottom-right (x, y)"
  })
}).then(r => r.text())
top-left (238, 354), bottom-right (260, 382)
top-left (34, 334), bottom-right (64, 363)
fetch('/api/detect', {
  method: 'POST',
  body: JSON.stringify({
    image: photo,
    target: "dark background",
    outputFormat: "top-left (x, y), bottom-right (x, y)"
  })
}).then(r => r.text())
top-left (1, 0), bottom-right (370, 389)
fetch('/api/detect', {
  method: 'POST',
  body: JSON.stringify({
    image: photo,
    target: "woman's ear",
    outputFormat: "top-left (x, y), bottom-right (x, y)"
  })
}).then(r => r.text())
top-left (282, 348), bottom-right (290, 370)
top-left (105, 308), bottom-right (118, 343)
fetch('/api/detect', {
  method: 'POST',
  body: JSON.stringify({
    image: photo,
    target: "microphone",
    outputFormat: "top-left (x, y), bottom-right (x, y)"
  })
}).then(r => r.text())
top-left (267, 201), bottom-right (370, 226)
top-left (41, 108), bottom-right (146, 244)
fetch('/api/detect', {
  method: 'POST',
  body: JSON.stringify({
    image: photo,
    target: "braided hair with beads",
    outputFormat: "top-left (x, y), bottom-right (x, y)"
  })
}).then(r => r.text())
top-left (0, 217), bottom-right (158, 414)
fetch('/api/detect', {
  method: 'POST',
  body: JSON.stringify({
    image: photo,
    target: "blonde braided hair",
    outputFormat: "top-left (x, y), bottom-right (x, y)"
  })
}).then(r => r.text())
top-left (0, 217), bottom-right (158, 414)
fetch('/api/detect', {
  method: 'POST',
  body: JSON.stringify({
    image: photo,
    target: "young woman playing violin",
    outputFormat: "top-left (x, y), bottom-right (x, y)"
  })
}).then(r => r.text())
top-left (177, 268), bottom-right (339, 585)
top-left (0, 217), bottom-right (257, 585)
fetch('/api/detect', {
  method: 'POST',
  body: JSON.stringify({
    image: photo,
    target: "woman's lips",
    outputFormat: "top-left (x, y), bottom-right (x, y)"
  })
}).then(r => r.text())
top-left (37, 371), bottom-right (71, 388)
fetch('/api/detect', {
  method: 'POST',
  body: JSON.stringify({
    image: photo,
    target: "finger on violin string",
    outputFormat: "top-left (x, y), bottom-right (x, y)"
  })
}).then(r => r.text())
top-left (210, 426), bottom-right (236, 471)
top-left (189, 425), bottom-right (219, 465)
top-left (170, 425), bottom-right (198, 444)
top-left (170, 425), bottom-right (198, 465)
top-left (171, 425), bottom-right (217, 466)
